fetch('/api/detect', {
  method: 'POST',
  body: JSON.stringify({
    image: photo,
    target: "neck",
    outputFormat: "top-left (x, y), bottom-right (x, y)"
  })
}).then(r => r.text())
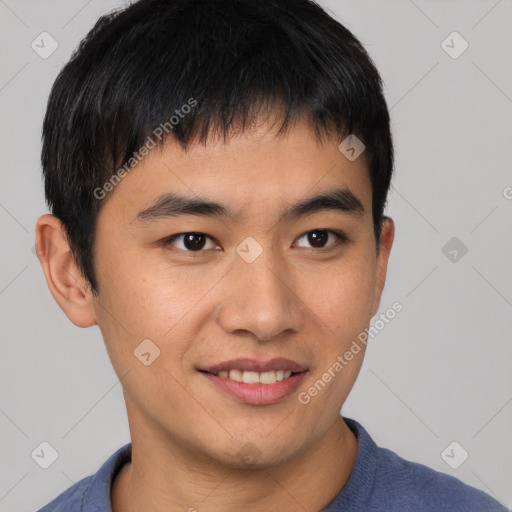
top-left (112, 409), bottom-right (358, 512)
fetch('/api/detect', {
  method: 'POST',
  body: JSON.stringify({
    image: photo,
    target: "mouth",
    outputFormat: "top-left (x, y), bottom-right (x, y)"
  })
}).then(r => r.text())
top-left (197, 368), bottom-right (306, 385)
top-left (196, 358), bottom-right (309, 405)
top-left (197, 357), bottom-right (309, 383)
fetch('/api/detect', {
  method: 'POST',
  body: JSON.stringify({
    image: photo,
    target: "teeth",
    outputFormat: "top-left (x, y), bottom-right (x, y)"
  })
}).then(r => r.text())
top-left (229, 369), bottom-right (243, 382)
top-left (242, 371), bottom-right (260, 384)
top-left (259, 371), bottom-right (277, 384)
top-left (215, 369), bottom-right (294, 384)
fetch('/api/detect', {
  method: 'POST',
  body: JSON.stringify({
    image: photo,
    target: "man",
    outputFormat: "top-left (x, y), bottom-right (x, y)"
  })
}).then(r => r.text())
top-left (34, 0), bottom-right (507, 510)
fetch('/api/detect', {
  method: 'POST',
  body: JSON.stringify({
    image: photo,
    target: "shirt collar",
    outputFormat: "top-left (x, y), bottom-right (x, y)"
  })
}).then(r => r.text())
top-left (321, 417), bottom-right (378, 511)
top-left (83, 442), bottom-right (132, 511)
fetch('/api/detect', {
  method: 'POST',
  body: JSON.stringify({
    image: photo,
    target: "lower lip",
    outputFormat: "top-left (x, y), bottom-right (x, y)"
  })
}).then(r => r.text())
top-left (199, 371), bottom-right (308, 405)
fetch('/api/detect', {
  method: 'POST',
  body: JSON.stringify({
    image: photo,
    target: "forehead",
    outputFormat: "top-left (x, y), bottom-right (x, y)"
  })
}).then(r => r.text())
top-left (98, 119), bottom-right (372, 226)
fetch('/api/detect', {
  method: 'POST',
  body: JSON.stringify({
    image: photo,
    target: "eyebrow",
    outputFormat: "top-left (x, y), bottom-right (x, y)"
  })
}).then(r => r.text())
top-left (133, 187), bottom-right (365, 224)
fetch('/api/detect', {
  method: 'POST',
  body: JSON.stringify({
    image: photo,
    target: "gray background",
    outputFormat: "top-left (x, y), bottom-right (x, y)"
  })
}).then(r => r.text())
top-left (1, 0), bottom-right (511, 510)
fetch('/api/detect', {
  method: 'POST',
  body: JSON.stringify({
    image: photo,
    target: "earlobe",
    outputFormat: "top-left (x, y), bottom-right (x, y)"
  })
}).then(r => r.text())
top-left (35, 214), bottom-right (97, 328)
top-left (370, 216), bottom-right (395, 317)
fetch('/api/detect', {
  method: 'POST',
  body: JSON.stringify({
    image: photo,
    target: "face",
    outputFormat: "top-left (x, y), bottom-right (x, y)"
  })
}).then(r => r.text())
top-left (40, 117), bottom-right (394, 468)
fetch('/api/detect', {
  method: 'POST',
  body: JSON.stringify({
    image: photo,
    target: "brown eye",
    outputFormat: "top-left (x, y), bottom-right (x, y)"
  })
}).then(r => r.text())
top-left (163, 232), bottom-right (218, 252)
top-left (307, 231), bottom-right (329, 248)
top-left (295, 229), bottom-right (348, 250)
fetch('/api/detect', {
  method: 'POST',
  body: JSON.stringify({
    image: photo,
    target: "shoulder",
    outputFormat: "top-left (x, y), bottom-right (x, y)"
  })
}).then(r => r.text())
top-left (36, 476), bottom-right (91, 511)
top-left (373, 445), bottom-right (508, 511)
top-left (35, 443), bottom-right (132, 512)
top-left (337, 418), bottom-right (508, 512)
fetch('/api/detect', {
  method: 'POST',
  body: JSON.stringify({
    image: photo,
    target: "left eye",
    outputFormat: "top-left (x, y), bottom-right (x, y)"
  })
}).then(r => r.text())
top-left (294, 229), bottom-right (348, 250)
top-left (163, 229), bottom-right (348, 253)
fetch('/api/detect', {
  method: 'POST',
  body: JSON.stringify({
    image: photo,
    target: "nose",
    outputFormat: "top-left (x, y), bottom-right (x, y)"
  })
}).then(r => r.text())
top-left (215, 247), bottom-right (304, 342)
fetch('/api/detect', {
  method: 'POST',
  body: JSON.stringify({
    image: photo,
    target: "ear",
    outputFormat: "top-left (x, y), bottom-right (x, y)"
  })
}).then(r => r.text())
top-left (35, 214), bottom-right (97, 327)
top-left (370, 216), bottom-right (395, 317)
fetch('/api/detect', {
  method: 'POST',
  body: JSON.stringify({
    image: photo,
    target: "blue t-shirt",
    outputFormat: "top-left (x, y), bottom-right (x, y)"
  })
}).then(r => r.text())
top-left (37, 417), bottom-right (507, 511)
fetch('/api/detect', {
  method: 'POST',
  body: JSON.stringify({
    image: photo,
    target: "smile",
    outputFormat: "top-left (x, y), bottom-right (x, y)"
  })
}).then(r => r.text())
top-left (198, 369), bottom-right (308, 405)
top-left (207, 369), bottom-right (295, 384)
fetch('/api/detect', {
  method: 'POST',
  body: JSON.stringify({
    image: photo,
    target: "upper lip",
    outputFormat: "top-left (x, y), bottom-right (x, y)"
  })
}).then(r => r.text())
top-left (199, 358), bottom-right (309, 374)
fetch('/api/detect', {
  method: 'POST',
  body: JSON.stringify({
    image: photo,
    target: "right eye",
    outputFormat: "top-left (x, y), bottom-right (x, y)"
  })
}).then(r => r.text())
top-left (162, 232), bottom-right (221, 253)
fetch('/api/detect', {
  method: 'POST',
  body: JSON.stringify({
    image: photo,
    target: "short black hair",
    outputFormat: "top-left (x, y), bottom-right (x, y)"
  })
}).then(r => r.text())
top-left (42, 0), bottom-right (394, 295)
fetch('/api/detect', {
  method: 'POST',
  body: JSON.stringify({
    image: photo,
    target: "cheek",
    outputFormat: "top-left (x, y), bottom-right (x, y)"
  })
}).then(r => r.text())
top-left (298, 262), bottom-right (373, 411)
top-left (93, 253), bottom-right (218, 367)
top-left (303, 255), bottom-right (376, 340)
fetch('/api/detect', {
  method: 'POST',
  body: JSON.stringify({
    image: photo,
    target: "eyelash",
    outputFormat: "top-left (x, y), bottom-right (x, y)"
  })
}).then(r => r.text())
top-left (161, 229), bottom-right (349, 254)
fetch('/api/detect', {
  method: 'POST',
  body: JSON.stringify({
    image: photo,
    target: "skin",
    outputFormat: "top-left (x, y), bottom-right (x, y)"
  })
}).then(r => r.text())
top-left (35, 116), bottom-right (394, 512)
